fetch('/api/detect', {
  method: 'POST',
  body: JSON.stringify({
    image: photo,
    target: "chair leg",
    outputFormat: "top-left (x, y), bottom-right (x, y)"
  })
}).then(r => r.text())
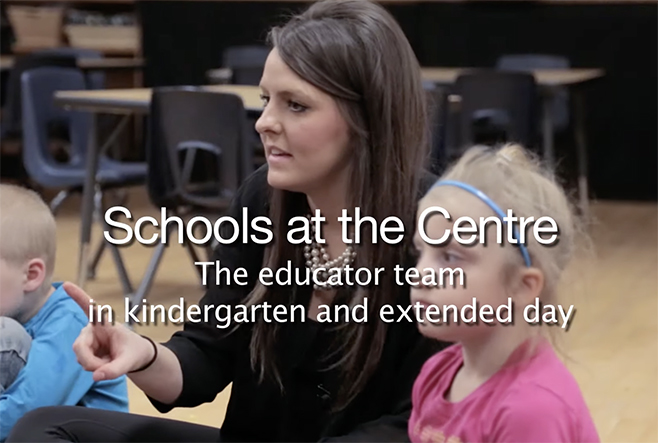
top-left (106, 235), bottom-right (135, 297)
top-left (87, 188), bottom-right (130, 279)
top-left (86, 186), bottom-right (107, 280)
top-left (95, 187), bottom-right (134, 296)
top-left (574, 90), bottom-right (590, 221)
top-left (93, 185), bottom-right (103, 223)
top-left (184, 220), bottom-right (210, 280)
top-left (127, 210), bottom-right (181, 315)
top-left (49, 189), bottom-right (73, 215)
top-left (87, 237), bottom-right (106, 280)
top-left (205, 242), bottom-right (216, 261)
top-left (127, 241), bottom-right (167, 326)
top-left (184, 241), bottom-right (204, 281)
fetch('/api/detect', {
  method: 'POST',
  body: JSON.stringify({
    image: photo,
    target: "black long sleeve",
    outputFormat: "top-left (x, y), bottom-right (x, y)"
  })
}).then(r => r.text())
top-left (148, 166), bottom-right (269, 412)
top-left (146, 165), bottom-right (447, 442)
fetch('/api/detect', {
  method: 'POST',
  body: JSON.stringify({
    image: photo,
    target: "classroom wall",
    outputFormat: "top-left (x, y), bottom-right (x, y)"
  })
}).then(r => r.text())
top-left (137, 1), bottom-right (657, 202)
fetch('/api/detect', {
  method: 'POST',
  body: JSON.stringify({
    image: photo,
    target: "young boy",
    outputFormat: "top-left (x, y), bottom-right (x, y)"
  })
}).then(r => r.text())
top-left (0, 184), bottom-right (129, 441)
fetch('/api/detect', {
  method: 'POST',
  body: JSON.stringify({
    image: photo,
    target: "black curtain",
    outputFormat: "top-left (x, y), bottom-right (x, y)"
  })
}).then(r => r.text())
top-left (138, 1), bottom-right (657, 202)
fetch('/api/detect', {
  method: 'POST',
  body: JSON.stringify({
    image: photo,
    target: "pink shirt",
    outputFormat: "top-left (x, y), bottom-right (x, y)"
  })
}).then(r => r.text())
top-left (409, 340), bottom-right (600, 443)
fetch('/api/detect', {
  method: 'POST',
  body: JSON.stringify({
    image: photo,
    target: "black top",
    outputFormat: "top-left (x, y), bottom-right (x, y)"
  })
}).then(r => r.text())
top-left (149, 165), bottom-right (447, 442)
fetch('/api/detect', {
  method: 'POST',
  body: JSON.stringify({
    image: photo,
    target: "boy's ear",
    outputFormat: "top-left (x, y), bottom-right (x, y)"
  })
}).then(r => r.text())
top-left (23, 258), bottom-right (47, 293)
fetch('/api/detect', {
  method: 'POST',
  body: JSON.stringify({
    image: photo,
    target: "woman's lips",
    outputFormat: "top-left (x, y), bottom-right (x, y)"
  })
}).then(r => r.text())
top-left (266, 146), bottom-right (293, 163)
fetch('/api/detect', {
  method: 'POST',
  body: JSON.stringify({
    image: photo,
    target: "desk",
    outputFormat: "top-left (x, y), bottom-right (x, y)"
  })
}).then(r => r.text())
top-left (55, 84), bottom-right (262, 113)
top-left (206, 66), bottom-right (604, 88)
top-left (420, 67), bottom-right (603, 86)
top-left (54, 84), bottom-right (262, 289)
top-left (0, 55), bottom-right (144, 72)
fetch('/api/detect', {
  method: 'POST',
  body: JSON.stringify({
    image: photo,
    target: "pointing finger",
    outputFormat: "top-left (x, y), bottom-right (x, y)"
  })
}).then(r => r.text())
top-left (63, 282), bottom-right (93, 319)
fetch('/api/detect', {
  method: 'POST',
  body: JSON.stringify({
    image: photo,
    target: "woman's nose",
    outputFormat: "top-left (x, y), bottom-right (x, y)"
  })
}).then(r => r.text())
top-left (255, 105), bottom-right (281, 135)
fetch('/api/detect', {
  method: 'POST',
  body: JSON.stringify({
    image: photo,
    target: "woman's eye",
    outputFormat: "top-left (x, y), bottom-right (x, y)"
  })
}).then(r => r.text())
top-left (260, 94), bottom-right (270, 105)
top-left (288, 101), bottom-right (307, 112)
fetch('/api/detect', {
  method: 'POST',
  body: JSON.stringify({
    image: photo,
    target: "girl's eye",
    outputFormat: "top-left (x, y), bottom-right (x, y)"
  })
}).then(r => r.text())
top-left (288, 101), bottom-right (307, 112)
top-left (260, 94), bottom-right (270, 105)
top-left (443, 251), bottom-right (460, 264)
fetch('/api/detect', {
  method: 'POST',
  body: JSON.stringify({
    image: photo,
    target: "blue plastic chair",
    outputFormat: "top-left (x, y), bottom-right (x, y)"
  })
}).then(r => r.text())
top-left (496, 54), bottom-right (570, 132)
top-left (21, 67), bottom-right (147, 289)
top-left (21, 67), bottom-right (146, 192)
top-left (1, 53), bottom-right (77, 140)
top-left (35, 47), bottom-right (105, 90)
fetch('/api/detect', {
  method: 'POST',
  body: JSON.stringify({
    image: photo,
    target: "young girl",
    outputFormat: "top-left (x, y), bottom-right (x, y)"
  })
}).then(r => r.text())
top-left (408, 144), bottom-right (600, 443)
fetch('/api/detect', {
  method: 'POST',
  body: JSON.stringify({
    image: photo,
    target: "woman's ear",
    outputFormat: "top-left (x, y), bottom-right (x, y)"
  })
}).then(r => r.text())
top-left (22, 258), bottom-right (47, 293)
top-left (515, 267), bottom-right (544, 304)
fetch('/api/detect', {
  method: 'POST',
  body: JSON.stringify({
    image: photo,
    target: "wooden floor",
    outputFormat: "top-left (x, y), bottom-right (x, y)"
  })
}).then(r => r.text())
top-left (42, 187), bottom-right (658, 442)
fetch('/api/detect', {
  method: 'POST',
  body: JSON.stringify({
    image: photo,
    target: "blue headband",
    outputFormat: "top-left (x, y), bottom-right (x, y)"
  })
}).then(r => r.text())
top-left (431, 180), bottom-right (532, 267)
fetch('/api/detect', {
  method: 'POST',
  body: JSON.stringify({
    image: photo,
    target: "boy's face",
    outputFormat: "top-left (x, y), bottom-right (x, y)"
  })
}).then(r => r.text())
top-left (0, 259), bottom-right (25, 317)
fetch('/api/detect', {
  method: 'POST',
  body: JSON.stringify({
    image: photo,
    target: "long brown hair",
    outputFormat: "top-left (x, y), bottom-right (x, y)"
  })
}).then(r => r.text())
top-left (244, 0), bottom-right (429, 409)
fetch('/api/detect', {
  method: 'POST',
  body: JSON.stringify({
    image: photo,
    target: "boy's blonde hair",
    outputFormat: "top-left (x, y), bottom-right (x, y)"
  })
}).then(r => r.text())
top-left (0, 184), bottom-right (57, 289)
top-left (422, 144), bottom-right (584, 307)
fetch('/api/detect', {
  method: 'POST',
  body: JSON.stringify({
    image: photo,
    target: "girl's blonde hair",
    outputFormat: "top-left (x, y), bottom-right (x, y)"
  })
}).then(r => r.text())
top-left (422, 143), bottom-right (586, 311)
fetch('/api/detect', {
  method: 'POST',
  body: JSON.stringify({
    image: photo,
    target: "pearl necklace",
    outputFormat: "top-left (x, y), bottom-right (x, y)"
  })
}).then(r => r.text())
top-left (303, 214), bottom-right (357, 291)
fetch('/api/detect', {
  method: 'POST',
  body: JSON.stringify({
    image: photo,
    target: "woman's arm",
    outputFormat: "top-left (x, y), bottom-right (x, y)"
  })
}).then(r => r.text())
top-left (126, 340), bottom-right (184, 404)
top-left (145, 166), bottom-right (270, 410)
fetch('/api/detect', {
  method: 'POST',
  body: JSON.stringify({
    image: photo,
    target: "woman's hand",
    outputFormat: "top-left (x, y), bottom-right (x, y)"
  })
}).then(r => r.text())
top-left (64, 282), bottom-right (154, 382)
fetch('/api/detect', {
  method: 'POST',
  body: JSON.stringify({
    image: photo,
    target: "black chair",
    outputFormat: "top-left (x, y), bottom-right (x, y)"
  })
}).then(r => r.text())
top-left (425, 84), bottom-right (450, 175)
top-left (222, 45), bottom-right (270, 86)
top-left (220, 45), bottom-right (269, 161)
top-left (453, 71), bottom-right (540, 153)
top-left (496, 54), bottom-right (571, 133)
top-left (127, 87), bottom-right (254, 310)
top-left (1, 53), bottom-right (77, 139)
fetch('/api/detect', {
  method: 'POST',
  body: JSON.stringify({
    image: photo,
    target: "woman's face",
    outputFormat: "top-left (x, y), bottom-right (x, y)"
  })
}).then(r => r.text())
top-left (255, 48), bottom-right (353, 194)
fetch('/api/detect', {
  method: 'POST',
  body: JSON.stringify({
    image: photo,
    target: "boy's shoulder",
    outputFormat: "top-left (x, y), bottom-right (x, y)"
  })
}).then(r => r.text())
top-left (27, 283), bottom-right (87, 332)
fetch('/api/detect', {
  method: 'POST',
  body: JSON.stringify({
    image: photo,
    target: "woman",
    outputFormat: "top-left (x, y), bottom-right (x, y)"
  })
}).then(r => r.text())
top-left (7, 0), bottom-right (446, 441)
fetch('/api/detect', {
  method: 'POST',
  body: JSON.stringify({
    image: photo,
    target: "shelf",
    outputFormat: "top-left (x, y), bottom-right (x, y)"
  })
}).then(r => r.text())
top-left (3, 1), bottom-right (135, 4)
top-left (11, 44), bottom-right (137, 55)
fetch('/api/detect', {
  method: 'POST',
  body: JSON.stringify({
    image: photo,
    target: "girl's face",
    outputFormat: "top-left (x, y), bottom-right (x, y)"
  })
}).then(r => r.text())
top-left (410, 190), bottom-right (526, 343)
top-left (255, 48), bottom-right (353, 195)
